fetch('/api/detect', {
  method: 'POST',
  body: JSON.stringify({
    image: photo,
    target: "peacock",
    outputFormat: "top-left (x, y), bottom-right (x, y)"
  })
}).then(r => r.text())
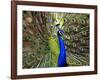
top-left (22, 11), bottom-right (90, 68)
top-left (57, 29), bottom-right (67, 67)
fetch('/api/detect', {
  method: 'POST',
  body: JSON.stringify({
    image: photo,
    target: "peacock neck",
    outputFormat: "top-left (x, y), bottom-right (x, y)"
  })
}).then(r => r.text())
top-left (57, 34), bottom-right (67, 67)
top-left (58, 35), bottom-right (65, 50)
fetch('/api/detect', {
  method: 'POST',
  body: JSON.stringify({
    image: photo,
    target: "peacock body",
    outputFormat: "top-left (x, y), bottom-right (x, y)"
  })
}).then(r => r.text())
top-left (57, 30), bottom-right (67, 67)
top-left (22, 11), bottom-right (89, 68)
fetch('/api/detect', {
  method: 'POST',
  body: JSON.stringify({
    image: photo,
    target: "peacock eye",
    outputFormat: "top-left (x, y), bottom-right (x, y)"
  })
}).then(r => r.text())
top-left (59, 31), bottom-right (62, 35)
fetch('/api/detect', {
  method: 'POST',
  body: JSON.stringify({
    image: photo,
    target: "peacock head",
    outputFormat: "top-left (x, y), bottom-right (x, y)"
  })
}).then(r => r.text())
top-left (55, 23), bottom-right (64, 36)
top-left (57, 30), bottom-right (64, 36)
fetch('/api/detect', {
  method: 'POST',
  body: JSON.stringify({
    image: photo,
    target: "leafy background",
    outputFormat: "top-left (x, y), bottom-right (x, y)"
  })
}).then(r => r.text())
top-left (22, 11), bottom-right (89, 68)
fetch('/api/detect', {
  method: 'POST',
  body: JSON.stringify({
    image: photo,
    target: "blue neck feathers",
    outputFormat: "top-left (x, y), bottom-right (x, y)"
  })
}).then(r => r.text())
top-left (58, 34), bottom-right (67, 67)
